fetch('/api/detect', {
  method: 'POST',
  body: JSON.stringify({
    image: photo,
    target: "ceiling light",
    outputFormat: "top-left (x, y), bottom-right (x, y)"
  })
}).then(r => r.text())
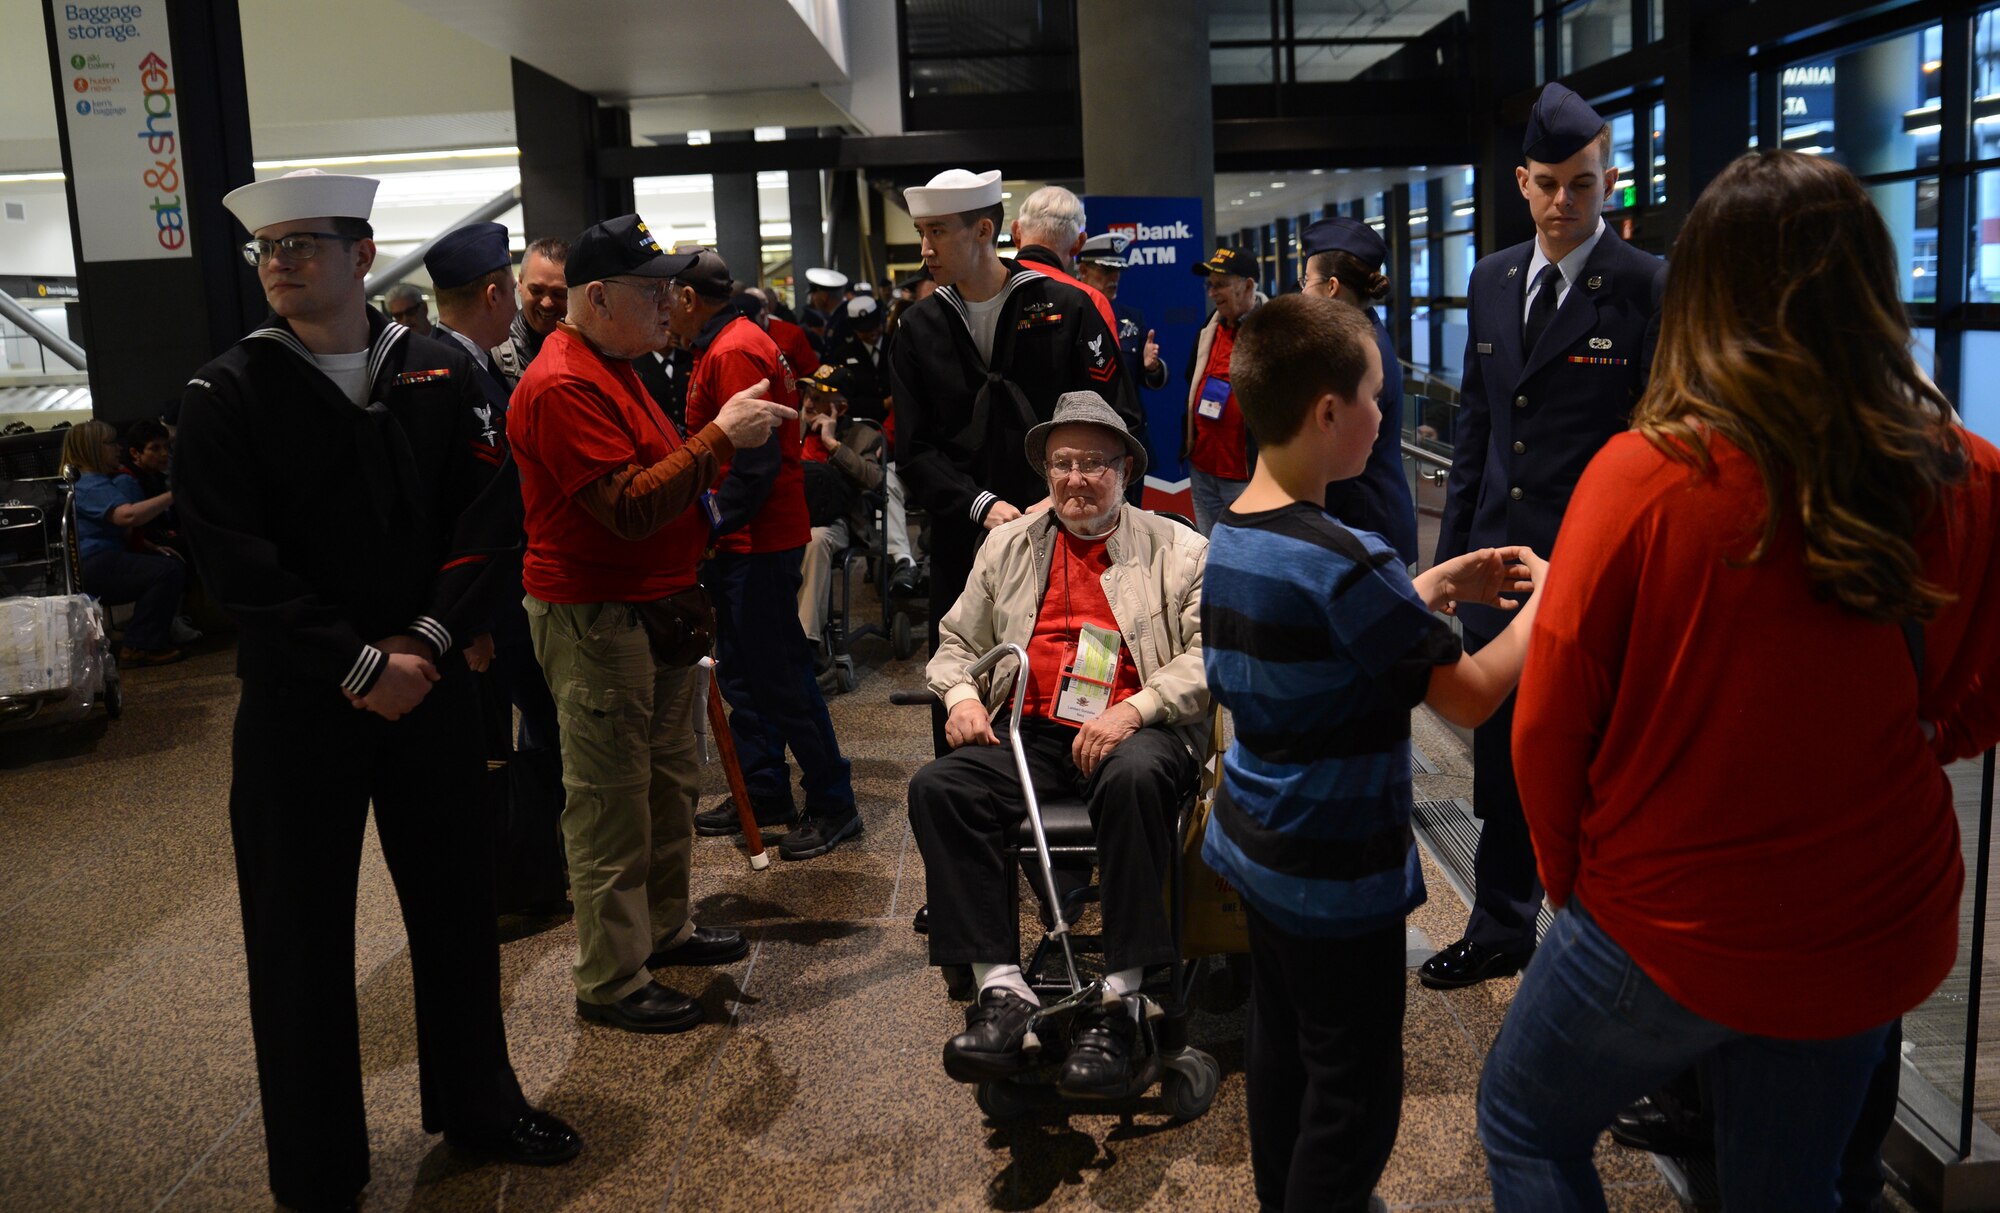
top-left (1270, 181), bottom-right (1285, 188)
top-left (252, 146), bottom-right (520, 170)
top-left (1248, 190), bottom-right (1263, 197)
top-left (0, 171), bottom-right (65, 183)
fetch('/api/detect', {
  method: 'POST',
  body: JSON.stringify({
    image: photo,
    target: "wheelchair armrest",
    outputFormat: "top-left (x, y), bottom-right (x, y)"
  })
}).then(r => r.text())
top-left (889, 690), bottom-right (941, 707)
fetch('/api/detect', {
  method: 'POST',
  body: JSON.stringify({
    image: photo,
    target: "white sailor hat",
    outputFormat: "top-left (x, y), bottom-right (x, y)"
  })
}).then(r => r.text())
top-left (852, 281), bottom-right (874, 295)
top-left (804, 267), bottom-right (849, 290)
top-left (1078, 231), bottom-right (1132, 269)
top-left (903, 168), bottom-right (1003, 220)
top-left (223, 168), bottom-right (378, 233)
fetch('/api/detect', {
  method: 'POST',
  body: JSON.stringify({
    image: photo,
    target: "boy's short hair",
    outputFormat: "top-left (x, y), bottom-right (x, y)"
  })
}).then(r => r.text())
top-left (954, 202), bottom-right (1006, 246)
top-left (1230, 294), bottom-right (1375, 447)
top-left (122, 417), bottom-right (170, 452)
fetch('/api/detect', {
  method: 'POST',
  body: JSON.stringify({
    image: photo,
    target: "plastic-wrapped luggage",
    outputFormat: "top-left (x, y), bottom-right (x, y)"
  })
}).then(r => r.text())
top-left (0, 593), bottom-right (110, 722)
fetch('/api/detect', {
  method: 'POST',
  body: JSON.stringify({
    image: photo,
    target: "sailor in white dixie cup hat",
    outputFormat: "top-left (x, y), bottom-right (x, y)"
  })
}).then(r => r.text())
top-left (174, 167), bottom-right (580, 1205)
top-left (887, 166), bottom-right (1142, 756)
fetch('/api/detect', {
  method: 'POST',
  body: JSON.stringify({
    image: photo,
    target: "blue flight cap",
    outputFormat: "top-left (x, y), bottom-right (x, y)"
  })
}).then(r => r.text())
top-left (1299, 216), bottom-right (1386, 271)
top-left (1522, 82), bottom-right (1607, 166)
top-left (424, 221), bottom-right (511, 290)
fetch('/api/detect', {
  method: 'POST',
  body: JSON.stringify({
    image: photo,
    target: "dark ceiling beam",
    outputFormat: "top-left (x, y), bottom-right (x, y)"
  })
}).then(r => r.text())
top-left (599, 110), bottom-right (1476, 185)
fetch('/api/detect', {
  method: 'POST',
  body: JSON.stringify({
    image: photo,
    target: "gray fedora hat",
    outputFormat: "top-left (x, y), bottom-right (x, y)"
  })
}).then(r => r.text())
top-left (1024, 391), bottom-right (1148, 480)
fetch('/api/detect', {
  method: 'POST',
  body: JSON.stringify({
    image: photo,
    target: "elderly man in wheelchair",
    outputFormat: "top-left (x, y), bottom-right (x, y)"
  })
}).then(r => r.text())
top-left (907, 391), bottom-right (1210, 1099)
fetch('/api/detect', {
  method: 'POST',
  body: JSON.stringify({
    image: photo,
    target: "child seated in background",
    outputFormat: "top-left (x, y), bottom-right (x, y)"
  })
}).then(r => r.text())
top-left (1198, 293), bottom-right (1548, 1213)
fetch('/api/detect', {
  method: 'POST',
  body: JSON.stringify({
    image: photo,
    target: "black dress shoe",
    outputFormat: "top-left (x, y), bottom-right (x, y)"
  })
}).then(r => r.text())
top-left (694, 796), bottom-right (796, 837)
top-left (1609, 1096), bottom-right (1713, 1157)
top-left (912, 905), bottom-right (929, 934)
top-left (648, 925), bottom-right (748, 968)
top-left (1418, 938), bottom-right (1534, 990)
top-left (1058, 994), bottom-right (1145, 1099)
top-left (576, 983), bottom-right (704, 1033)
top-left (445, 1108), bottom-right (583, 1166)
top-left (777, 811), bottom-right (863, 860)
top-left (943, 988), bottom-right (1040, 1082)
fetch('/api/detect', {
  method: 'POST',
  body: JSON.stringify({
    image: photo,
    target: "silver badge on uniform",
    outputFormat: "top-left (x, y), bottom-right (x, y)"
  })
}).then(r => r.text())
top-left (1506, 266), bottom-right (1519, 279)
top-left (1589, 337), bottom-right (1612, 350)
top-left (1587, 275), bottom-right (1603, 289)
top-left (1477, 343), bottom-right (1494, 354)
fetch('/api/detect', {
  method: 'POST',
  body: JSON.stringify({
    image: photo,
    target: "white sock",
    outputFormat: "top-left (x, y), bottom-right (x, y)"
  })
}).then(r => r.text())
top-left (971, 962), bottom-right (1038, 1005)
top-left (1104, 967), bottom-right (1145, 999)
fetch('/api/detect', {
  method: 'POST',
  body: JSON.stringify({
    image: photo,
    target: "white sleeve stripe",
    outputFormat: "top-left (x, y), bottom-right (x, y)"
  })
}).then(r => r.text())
top-left (342, 646), bottom-right (385, 695)
top-left (409, 617), bottom-right (452, 655)
top-left (970, 491), bottom-right (997, 522)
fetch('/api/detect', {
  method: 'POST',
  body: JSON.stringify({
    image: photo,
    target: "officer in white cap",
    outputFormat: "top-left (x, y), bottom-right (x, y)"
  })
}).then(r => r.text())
top-left (803, 266), bottom-right (849, 352)
top-left (174, 169), bottom-right (580, 1209)
top-left (888, 167), bottom-right (1139, 755)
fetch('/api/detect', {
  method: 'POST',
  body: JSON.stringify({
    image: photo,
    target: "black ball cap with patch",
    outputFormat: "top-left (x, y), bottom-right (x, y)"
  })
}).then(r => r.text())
top-left (1523, 81), bottom-right (1607, 166)
top-left (565, 214), bottom-right (694, 286)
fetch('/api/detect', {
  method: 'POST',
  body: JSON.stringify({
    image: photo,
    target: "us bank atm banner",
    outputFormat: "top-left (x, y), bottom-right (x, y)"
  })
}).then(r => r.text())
top-left (1081, 195), bottom-right (1205, 489)
top-left (49, 2), bottom-right (193, 262)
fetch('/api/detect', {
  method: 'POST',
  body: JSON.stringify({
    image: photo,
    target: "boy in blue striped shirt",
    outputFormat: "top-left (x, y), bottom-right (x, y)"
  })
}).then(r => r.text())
top-left (1202, 293), bottom-right (1547, 1212)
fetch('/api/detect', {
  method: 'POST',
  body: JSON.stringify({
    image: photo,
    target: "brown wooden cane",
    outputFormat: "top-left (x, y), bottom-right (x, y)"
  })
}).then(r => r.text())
top-left (706, 670), bottom-right (770, 870)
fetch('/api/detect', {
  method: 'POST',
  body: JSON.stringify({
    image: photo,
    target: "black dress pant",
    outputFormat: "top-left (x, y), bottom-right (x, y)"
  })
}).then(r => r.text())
top-left (908, 714), bottom-right (1194, 973)
top-left (1462, 627), bottom-right (1544, 952)
top-left (230, 669), bottom-right (525, 1206)
top-left (1246, 905), bottom-right (1406, 1213)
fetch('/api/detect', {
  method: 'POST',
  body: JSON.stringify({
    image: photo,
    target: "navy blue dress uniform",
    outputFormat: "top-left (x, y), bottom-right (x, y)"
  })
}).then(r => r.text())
top-left (825, 296), bottom-right (891, 425)
top-left (1300, 217), bottom-right (1420, 565)
top-left (1429, 83), bottom-right (1667, 981)
top-left (888, 168), bottom-right (1140, 752)
top-left (424, 223), bottom-right (568, 911)
top-left (175, 171), bottom-right (574, 1207)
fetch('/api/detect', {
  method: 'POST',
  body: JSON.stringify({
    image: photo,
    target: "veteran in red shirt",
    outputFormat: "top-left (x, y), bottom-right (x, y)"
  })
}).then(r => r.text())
top-left (508, 216), bottom-right (790, 1036)
top-left (669, 249), bottom-right (863, 863)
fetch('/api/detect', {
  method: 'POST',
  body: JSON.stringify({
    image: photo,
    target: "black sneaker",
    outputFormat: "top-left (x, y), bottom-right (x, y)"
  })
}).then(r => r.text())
top-left (943, 988), bottom-right (1040, 1081)
top-left (777, 811), bottom-right (863, 860)
top-left (1057, 993), bottom-right (1145, 1099)
top-left (694, 797), bottom-right (797, 837)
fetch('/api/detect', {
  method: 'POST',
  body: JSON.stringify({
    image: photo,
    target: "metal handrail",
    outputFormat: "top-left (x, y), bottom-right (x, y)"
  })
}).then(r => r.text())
top-left (0, 295), bottom-right (86, 371)
top-left (1402, 439), bottom-right (1451, 471)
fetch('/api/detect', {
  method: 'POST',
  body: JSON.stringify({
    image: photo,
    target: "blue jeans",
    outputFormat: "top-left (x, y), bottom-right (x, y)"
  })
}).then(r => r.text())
top-left (703, 547), bottom-right (854, 816)
top-left (81, 547), bottom-right (186, 651)
top-left (1188, 467), bottom-right (1249, 537)
top-left (1478, 904), bottom-right (1891, 1213)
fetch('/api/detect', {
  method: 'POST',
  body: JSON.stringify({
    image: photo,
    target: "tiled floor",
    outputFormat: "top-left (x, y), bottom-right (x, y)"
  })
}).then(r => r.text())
top-left (0, 632), bottom-right (1686, 1212)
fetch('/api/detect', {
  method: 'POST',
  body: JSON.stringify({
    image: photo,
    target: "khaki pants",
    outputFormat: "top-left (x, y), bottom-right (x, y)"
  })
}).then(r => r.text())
top-left (796, 520), bottom-right (850, 644)
top-left (525, 596), bottom-right (699, 1003)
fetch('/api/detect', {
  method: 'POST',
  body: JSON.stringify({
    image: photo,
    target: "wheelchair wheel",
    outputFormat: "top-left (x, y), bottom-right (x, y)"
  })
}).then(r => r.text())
top-left (834, 663), bottom-right (857, 694)
top-left (976, 1079), bottom-right (1037, 1121)
top-left (1161, 1050), bottom-right (1220, 1121)
top-left (892, 611), bottom-right (918, 659)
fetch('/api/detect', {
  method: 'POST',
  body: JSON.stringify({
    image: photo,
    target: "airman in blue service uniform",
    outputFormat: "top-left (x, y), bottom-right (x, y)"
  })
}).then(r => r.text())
top-left (1421, 82), bottom-right (1667, 991)
top-left (1298, 215), bottom-right (1420, 565)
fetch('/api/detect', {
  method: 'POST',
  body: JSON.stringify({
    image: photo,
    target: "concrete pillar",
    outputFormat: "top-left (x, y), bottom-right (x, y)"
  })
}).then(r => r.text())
top-left (1077, 0), bottom-right (1217, 248)
top-left (514, 59), bottom-right (629, 243)
top-left (1471, 0), bottom-right (1537, 256)
top-left (787, 128), bottom-right (825, 310)
top-left (710, 131), bottom-right (761, 286)
top-left (40, 0), bottom-right (260, 422)
top-left (826, 169), bottom-right (863, 278)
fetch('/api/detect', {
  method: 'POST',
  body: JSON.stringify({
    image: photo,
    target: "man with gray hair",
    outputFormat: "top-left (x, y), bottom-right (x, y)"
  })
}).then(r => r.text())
top-left (383, 281), bottom-right (433, 337)
top-left (908, 390), bottom-right (1209, 1099)
top-left (1010, 185), bottom-right (1118, 335)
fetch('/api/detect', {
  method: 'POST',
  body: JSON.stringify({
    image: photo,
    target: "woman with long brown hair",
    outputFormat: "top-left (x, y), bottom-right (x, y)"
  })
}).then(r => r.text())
top-left (1476, 149), bottom-right (2000, 1209)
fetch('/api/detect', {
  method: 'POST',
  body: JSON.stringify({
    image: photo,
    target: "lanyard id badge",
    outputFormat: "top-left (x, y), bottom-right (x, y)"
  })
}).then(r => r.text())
top-left (1196, 375), bottom-right (1230, 420)
top-left (1054, 623), bottom-right (1123, 725)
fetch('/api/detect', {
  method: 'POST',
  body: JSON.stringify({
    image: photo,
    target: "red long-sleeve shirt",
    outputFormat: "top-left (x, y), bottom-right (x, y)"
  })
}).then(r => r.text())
top-left (1516, 427), bottom-right (2000, 1039)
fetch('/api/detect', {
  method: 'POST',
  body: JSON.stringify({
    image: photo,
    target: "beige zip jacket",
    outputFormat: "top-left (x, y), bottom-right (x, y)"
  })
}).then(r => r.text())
top-left (928, 504), bottom-right (1211, 758)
